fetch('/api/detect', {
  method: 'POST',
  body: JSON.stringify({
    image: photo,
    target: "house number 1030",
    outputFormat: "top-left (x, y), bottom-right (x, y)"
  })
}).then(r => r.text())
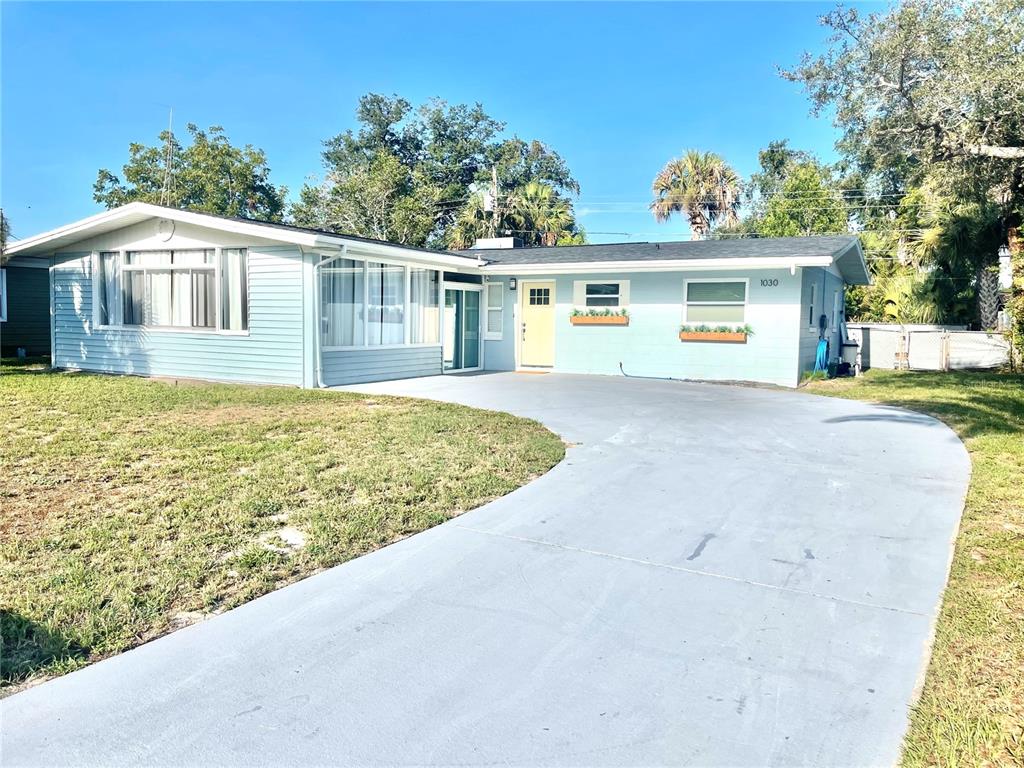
top-left (760, 278), bottom-right (779, 287)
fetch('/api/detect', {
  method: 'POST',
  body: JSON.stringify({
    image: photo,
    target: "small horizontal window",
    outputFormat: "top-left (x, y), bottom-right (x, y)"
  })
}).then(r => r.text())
top-left (686, 282), bottom-right (745, 303)
top-left (585, 283), bottom-right (620, 307)
top-left (574, 280), bottom-right (629, 310)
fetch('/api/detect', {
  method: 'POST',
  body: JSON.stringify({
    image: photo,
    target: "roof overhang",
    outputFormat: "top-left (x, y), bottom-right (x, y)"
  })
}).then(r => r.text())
top-left (6, 202), bottom-right (481, 271)
top-left (831, 238), bottom-right (871, 285)
top-left (479, 255), bottom-right (836, 275)
top-left (478, 237), bottom-right (872, 285)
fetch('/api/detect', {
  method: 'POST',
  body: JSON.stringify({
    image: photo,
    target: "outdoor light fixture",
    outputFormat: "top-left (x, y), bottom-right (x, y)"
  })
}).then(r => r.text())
top-left (509, 278), bottom-right (518, 290)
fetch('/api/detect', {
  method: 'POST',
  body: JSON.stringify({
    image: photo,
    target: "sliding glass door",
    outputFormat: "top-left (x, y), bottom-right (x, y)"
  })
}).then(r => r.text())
top-left (443, 286), bottom-right (481, 372)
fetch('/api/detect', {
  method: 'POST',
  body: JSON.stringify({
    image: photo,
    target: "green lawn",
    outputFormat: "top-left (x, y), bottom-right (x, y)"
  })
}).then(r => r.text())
top-left (0, 363), bottom-right (564, 690)
top-left (806, 370), bottom-right (1024, 767)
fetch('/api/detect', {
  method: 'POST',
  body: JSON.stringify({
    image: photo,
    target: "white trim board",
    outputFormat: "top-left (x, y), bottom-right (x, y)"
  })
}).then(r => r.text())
top-left (8, 202), bottom-right (482, 271)
top-left (481, 256), bottom-right (834, 275)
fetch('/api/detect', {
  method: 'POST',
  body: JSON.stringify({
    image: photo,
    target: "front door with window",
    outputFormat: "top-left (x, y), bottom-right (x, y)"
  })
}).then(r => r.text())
top-left (520, 281), bottom-right (555, 367)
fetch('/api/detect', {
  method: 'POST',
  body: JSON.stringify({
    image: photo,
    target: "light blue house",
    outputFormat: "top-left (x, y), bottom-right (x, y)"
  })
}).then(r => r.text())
top-left (7, 203), bottom-right (868, 388)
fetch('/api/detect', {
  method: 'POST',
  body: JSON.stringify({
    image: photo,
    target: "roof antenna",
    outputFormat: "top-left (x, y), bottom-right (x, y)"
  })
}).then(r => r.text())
top-left (159, 108), bottom-right (174, 206)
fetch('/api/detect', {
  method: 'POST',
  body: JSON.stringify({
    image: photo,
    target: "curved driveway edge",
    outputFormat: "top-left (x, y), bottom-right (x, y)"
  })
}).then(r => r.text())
top-left (2, 373), bottom-right (969, 767)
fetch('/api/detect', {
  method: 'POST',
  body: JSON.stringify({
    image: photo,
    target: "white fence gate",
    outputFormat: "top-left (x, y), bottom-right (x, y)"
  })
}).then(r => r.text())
top-left (847, 324), bottom-right (1010, 371)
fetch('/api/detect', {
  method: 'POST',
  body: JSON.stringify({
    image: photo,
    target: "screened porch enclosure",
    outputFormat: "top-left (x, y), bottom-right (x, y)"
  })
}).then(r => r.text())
top-left (319, 256), bottom-right (442, 349)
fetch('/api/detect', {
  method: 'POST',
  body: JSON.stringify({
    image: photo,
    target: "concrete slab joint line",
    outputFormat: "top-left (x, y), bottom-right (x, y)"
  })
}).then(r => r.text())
top-left (3, 372), bottom-right (970, 768)
top-left (452, 523), bottom-right (929, 617)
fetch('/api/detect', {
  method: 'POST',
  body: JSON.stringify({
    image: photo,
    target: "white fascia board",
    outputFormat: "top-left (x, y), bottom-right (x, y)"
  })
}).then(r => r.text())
top-left (6, 204), bottom-right (148, 256)
top-left (142, 204), bottom-right (323, 246)
top-left (8, 202), bottom-right (482, 271)
top-left (479, 256), bottom-right (834, 275)
top-left (7, 202), bottom-right (323, 256)
top-left (320, 237), bottom-right (482, 271)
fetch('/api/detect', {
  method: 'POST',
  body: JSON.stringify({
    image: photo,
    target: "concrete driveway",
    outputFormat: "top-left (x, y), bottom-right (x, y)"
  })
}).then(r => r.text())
top-left (3, 373), bottom-right (969, 767)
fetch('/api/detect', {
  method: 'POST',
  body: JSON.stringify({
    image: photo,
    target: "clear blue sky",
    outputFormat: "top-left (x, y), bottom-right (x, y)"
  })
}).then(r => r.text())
top-left (2, 1), bottom-right (861, 244)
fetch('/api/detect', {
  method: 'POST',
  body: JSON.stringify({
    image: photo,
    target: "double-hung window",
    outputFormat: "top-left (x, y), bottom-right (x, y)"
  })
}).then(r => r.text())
top-left (484, 282), bottom-right (503, 340)
top-left (0, 269), bottom-right (7, 322)
top-left (320, 255), bottom-right (441, 348)
top-left (684, 280), bottom-right (747, 323)
top-left (96, 248), bottom-right (248, 331)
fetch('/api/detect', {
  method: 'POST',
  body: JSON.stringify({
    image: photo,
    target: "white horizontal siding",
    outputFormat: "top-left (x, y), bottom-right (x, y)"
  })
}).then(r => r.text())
top-left (321, 346), bottom-right (442, 386)
top-left (53, 247), bottom-right (305, 386)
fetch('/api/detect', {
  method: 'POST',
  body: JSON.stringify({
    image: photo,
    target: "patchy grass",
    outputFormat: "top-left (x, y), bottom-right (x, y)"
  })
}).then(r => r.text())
top-left (0, 364), bottom-right (564, 690)
top-left (806, 370), bottom-right (1024, 767)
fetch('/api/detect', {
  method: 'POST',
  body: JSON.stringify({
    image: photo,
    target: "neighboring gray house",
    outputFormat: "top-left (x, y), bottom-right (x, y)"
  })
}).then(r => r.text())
top-left (6, 203), bottom-right (869, 388)
top-left (1, 257), bottom-right (51, 357)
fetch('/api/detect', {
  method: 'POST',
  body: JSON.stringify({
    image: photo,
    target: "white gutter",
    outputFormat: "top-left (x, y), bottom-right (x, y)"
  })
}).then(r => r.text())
top-left (324, 238), bottom-right (478, 270)
top-left (478, 255), bottom-right (835, 275)
top-left (312, 244), bottom-right (347, 389)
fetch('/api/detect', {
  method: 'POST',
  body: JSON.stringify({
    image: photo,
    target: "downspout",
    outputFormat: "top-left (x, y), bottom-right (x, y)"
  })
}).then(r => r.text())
top-left (312, 244), bottom-right (347, 389)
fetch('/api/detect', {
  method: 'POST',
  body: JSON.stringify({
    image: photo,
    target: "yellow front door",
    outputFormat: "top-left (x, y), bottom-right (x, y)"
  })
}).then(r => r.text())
top-left (520, 281), bottom-right (556, 367)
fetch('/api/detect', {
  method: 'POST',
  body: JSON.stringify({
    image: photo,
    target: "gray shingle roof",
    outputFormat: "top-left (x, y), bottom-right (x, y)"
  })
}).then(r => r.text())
top-left (465, 235), bottom-right (860, 265)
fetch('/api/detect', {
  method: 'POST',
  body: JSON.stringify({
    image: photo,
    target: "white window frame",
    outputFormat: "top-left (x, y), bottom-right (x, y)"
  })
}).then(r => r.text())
top-left (808, 282), bottom-right (817, 330)
top-left (0, 268), bottom-right (7, 322)
top-left (92, 248), bottom-right (250, 336)
top-left (484, 280), bottom-right (504, 341)
top-left (321, 253), bottom-right (445, 351)
top-left (442, 280), bottom-right (484, 373)
top-left (683, 278), bottom-right (748, 325)
top-left (573, 279), bottom-right (630, 310)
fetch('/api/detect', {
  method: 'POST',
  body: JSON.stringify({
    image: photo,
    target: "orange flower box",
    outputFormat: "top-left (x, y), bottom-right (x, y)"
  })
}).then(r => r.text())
top-left (679, 331), bottom-right (748, 343)
top-left (570, 315), bottom-right (629, 326)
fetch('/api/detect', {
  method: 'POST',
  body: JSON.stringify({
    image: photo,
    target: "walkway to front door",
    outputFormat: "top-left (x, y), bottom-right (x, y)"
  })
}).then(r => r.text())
top-left (519, 280), bottom-right (555, 367)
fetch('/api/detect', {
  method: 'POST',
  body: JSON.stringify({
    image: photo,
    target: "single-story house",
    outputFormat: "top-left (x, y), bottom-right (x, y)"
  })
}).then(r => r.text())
top-left (6, 202), bottom-right (868, 388)
top-left (1, 256), bottom-right (51, 357)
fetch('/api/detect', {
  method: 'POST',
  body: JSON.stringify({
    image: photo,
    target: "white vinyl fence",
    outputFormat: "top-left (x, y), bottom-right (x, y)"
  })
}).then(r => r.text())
top-left (846, 324), bottom-right (1010, 371)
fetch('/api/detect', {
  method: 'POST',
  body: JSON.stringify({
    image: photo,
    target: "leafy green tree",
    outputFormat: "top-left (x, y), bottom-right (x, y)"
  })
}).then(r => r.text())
top-left (786, 0), bottom-right (1024, 337)
top-left (293, 149), bottom-right (439, 245)
top-left (744, 140), bottom-right (813, 216)
top-left (784, 0), bottom-right (1024, 197)
top-left (760, 163), bottom-right (848, 237)
top-left (94, 124), bottom-right (286, 221)
top-left (298, 94), bottom-right (580, 247)
top-left (650, 150), bottom-right (741, 239)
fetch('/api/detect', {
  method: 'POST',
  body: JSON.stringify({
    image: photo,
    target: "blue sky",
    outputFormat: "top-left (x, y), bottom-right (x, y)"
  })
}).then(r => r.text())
top-left (2, 1), bottom-right (860, 243)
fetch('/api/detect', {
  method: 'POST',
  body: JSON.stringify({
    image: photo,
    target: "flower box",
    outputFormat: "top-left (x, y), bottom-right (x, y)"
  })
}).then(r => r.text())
top-left (570, 315), bottom-right (629, 326)
top-left (678, 330), bottom-right (748, 343)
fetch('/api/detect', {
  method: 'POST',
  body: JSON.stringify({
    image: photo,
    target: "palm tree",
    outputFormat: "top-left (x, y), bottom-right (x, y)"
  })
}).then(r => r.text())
top-left (448, 182), bottom-right (584, 249)
top-left (510, 181), bottom-right (576, 246)
top-left (880, 272), bottom-right (940, 324)
top-left (650, 151), bottom-right (741, 240)
top-left (448, 191), bottom-right (489, 250)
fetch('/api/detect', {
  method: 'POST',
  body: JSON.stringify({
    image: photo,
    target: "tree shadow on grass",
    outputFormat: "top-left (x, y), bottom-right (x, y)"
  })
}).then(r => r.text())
top-left (1, 610), bottom-right (88, 689)
top-left (838, 371), bottom-right (1024, 440)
